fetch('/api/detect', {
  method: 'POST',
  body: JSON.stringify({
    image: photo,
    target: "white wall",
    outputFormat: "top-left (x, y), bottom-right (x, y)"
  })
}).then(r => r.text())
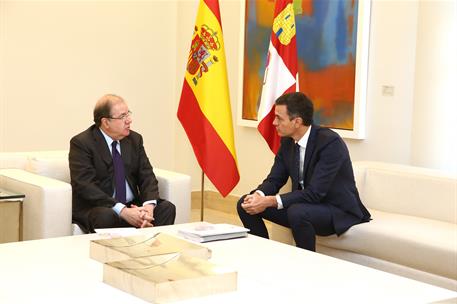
top-left (0, 0), bottom-right (178, 170)
top-left (411, 0), bottom-right (457, 174)
top-left (1, 0), bottom-right (455, 198)
top-left (347, 0), bottom-right (418, 164)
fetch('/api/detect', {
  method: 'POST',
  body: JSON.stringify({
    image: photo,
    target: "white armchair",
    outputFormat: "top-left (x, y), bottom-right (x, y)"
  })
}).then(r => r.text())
top-left (0, 151), bottom-right (191, 240)
top-left (0, 168), bottom-right (72, 239)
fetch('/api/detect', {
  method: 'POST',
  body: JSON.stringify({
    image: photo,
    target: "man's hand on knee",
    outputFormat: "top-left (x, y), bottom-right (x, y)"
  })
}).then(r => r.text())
top-left (120, 206), bottom-right (152, 228)
top-left (241, 194), bottom-right (277, 215)
top-left (138, 205), bottom-right (154, 228)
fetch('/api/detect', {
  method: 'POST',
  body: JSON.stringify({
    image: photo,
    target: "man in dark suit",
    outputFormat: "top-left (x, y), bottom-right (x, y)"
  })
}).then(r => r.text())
top-left (237, 92), bottom-right (370, 251)
top-left (69, 94), bottom-right (175, 233)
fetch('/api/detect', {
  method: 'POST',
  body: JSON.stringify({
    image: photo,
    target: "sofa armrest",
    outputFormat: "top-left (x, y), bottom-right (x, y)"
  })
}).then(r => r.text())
top-left (154, 169), bottom-right (191, 224)
top-left (0, 152), bottom-right (29, 170)
top-left (0, 169), bottom-right (72, 240)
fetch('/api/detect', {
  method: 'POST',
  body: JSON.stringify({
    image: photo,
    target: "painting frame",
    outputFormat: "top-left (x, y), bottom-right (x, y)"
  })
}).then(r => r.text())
top-left (237, 0), bottom-right (371, 139)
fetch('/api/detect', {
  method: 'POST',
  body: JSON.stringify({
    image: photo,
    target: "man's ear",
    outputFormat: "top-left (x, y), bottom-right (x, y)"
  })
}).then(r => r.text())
top-left (295, 117), bottom-right (303, 127)
top-left (101, 117), bottom-right (109, 129)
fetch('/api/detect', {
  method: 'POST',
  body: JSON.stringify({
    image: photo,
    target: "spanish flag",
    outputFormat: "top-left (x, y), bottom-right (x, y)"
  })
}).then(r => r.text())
top-left (178, 0), bottom-right (239, 197)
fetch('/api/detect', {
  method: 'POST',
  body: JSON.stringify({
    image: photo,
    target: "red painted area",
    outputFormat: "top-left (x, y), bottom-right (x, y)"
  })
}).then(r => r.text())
top-left (301, 0), bottom-right (313, 16)
top-left (298, 59), bottom-right (355, 115)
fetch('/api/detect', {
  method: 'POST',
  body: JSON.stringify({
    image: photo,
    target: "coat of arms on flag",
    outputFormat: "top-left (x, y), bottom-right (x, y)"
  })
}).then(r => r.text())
top-left (187, 25), bottom-right (221, 85)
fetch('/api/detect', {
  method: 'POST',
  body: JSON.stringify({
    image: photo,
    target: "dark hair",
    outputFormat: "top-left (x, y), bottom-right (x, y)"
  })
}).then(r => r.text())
top-left (275, 92), bottom-right (313, 126)
top-left (93, 94), bottom-right (123, 127)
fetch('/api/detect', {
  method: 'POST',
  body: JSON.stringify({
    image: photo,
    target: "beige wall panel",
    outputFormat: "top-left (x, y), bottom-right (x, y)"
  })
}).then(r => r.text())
top-left (1, 0), bottom-right (178, 170)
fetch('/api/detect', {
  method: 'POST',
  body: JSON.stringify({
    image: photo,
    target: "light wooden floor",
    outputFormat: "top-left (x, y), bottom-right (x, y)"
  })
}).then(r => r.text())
top-left (190, 207), bottom-right (242, 226)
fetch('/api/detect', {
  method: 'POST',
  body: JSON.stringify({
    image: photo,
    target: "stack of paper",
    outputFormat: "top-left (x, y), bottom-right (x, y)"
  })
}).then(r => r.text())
top-left (90, 232), bottom-right (211, 263)
top-left (178, 223), bottom-right (249, 243)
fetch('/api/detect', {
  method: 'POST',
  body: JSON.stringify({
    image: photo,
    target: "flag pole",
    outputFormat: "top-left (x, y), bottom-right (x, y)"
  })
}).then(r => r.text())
top-left (200, 170), bottom-right (205, 221)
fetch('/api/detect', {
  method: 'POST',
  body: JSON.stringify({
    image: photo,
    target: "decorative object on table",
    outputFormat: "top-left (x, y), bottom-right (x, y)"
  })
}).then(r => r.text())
top-left (178, 223), bottom-right (249, 243)
top-left (103, 253), bottom-right (237, 303)
top-left (90, 231), bottom-right (238, 302)
top-left (90, 232), bottom-right (211, 263)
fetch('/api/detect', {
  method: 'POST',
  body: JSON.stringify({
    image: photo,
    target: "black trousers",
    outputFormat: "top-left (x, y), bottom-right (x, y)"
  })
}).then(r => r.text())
top-left (75, 199), bottom-right (176, 233)
top-left (237, 195), bottom-right (335, 251)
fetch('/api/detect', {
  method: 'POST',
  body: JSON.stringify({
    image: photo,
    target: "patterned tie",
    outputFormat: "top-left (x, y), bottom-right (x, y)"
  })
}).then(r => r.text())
top-left (112, 141), bottom-right (126, 204)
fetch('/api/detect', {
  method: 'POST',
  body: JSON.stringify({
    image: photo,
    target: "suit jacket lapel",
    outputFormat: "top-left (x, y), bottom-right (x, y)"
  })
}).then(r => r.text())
top-left (120, 137), bottom-right (132, 175)
top-left (303, 125), bottom-right (318, 182)
top-left (92, 127), bottom-right (113, 167)
top-left (120, 137), bottom-right (137, 198)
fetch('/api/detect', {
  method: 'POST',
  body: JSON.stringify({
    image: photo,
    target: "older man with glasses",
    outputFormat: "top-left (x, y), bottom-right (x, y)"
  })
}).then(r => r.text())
top-left (69, 94), bottom-right (175, 233)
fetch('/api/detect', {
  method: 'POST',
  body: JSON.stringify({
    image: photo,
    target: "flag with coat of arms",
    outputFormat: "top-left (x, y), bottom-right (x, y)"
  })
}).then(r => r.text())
top-left (257, 0), bottom-right (298, 154)
top-left (177, 0), bottom-right (239, 197)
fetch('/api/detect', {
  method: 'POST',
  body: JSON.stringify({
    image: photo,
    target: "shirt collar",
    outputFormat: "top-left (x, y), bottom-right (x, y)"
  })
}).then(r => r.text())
top-left (296, 125), bottom-right (312, 149)
top-left (99, 128), bottom-right (116, 148)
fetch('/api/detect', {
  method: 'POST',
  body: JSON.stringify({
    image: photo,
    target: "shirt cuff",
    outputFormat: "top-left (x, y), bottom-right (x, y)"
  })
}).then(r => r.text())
top-left (255, 190), bottom-right (265, 197)
top-left (142, 200), bottom-right (157, 206)
top-left (113, 202), bottom-right (126, 215)
top-left (275, 194), bottom-right (284, 210)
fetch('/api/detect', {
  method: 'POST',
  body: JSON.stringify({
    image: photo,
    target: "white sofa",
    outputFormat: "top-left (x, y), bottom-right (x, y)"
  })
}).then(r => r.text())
top-left (0, 150), bottom-right (191, 240)
top-left (270, 161), bottom-right (457, 291)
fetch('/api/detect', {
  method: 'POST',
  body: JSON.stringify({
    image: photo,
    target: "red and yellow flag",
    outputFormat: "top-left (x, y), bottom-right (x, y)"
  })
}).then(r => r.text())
top-left (257, 0), bottom-right (298, 154)
top-left (177, 0), bottom-right (239, 197)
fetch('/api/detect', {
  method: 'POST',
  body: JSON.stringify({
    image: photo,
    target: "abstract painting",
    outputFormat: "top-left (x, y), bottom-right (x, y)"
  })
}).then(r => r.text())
top-left (238, 0), bottom-right (370, 138)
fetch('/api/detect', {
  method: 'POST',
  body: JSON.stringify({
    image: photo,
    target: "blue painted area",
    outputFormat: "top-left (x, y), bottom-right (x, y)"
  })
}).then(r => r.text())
top-left (245, 0), bottom-right (271, 78)
top-left (335, 0), bottom-right (348, 62)
top-left (295, 0), bottom-right (358, 71)
top-left (352, 1), bottom-right (359, 58)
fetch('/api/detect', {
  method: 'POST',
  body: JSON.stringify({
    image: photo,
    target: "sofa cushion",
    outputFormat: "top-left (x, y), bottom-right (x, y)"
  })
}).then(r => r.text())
top-left (362, 165), bottom-right (456, 224)
top-left (26, 151), bottom-right (70, 183)
top-left (317, 209), bottom-right (457, 280)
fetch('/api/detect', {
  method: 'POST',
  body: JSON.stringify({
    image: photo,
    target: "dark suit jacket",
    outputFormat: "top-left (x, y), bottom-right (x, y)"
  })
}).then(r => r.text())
top-left (256, 125), bottom-right (371, 235)
top-left (69, 125), bottom-right (160, 218)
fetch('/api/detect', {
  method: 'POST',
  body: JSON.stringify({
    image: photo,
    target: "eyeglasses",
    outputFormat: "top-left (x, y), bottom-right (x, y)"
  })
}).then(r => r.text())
top-left (108, 110), bottom-right (132, 121)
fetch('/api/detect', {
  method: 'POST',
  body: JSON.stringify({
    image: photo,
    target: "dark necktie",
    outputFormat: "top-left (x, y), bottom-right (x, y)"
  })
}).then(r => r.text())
top-left (112, 141), bottom-right (126, 204)
top-left (294, 143), bottom-right (301, 190)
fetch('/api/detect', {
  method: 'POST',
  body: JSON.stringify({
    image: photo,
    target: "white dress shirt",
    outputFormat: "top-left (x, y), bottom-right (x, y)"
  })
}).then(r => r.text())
top-left (99, 128), bottom-right (156, 214)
